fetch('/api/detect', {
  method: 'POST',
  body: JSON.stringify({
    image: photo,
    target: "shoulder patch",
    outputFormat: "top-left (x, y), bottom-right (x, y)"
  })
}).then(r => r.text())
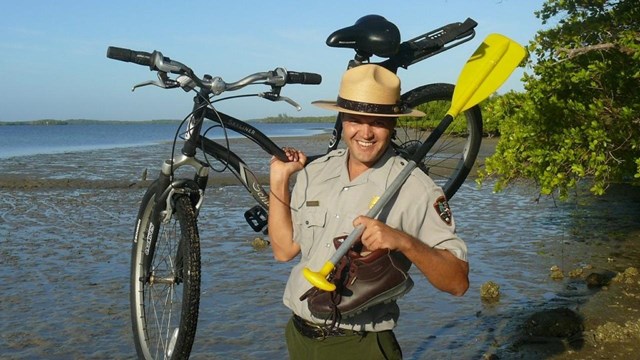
top-left (433, 195), bottom-right (452, 226)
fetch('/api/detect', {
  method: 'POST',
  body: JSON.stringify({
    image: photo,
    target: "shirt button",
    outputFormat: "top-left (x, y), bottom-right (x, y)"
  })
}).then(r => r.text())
top-left (305, 220), bottom-right (309, 225)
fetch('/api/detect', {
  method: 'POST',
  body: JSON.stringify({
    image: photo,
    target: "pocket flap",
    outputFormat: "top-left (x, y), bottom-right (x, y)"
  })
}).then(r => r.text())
top-left (299, 208), bottom-right (327, 228)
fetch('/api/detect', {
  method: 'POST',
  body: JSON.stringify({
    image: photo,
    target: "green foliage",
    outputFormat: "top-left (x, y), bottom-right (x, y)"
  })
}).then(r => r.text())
top-left (478, 0), bottom-right (640, 198)
top-left (401, 98), bottom-right (470, 134)
top-left (480, 92), bottom-right (527, 137)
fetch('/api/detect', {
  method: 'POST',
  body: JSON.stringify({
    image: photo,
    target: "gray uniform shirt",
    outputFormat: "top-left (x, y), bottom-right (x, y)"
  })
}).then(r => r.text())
top-left (282, 147), bottom-right (467, 332)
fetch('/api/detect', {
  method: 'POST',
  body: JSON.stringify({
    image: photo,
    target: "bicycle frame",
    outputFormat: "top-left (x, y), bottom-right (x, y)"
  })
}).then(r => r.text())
top-left (150, 16), bottom-right (479, 234)
top-left (153, 90), bottom-right (289, 232)
top-left (120, 15), bottom-right (485, 360)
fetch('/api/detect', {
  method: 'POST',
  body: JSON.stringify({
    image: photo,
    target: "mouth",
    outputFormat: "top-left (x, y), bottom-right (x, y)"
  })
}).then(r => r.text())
top-left (356, 140), bottom-right (374, 148)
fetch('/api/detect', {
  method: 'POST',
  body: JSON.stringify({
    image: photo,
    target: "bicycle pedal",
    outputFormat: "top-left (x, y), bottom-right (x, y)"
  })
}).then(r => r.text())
top-left (244, 205), bottom-right (268, 232)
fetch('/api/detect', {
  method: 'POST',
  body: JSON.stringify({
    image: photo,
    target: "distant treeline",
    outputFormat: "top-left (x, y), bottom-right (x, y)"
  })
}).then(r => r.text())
top-left (0, 115), bottom-right (335, 126)
top-left (254, 114), bottom-right (335, 123)
top-left (0, 119), bottom-right (182, 126)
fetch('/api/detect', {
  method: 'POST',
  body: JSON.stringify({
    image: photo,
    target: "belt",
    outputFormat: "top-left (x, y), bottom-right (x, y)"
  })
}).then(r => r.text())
top-left (292, 314), bottom-right (366, 340)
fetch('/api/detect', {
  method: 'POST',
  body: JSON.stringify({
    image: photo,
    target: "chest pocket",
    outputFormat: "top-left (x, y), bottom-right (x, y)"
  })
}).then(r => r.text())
top-left (294, 207), bottom-right (327, 259)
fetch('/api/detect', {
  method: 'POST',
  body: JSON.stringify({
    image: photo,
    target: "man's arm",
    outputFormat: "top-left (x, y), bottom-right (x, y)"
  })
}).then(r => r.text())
top-left (268, 148), bottom-right (306, 262)
top-left (354, 216), bottom-right (469, 296)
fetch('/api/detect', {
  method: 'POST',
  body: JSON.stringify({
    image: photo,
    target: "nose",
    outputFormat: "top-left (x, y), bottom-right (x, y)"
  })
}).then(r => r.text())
top-left (359, 123), bottom-right (374, 139)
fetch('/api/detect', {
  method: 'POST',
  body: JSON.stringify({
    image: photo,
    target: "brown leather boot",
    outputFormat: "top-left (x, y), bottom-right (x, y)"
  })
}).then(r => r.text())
top-left (303, 236), bottom-right (414, 320)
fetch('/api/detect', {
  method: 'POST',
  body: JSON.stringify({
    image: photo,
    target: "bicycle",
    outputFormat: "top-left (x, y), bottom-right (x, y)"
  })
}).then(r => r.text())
top-left (108, 15), bottom-right (483, 360)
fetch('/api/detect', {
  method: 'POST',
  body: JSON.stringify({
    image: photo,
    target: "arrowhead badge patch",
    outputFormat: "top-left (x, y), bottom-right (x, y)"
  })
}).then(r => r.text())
top-left (433, 196), bottom-right (452, 226)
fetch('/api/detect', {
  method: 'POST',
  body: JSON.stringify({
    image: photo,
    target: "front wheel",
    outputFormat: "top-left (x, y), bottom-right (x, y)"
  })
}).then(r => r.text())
top-left (130, 181), bottom-right (201, 359)
top-left (395, 83), bottom-right (483, 199)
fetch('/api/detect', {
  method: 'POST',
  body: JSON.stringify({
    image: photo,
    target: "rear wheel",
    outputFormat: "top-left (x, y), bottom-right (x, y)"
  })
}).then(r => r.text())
top-left (131, 182), bottom-right (201, 359)
top-left (395, 83), bottom-right (483, 199)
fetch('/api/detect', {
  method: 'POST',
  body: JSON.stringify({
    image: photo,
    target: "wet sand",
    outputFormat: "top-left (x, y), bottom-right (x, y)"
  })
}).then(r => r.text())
top-left (1, 135), bottom-right (639, 359)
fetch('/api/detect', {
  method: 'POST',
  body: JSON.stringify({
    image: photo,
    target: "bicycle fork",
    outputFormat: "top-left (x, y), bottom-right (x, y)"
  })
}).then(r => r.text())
top-left (154, 154), bottom-right (209, 224)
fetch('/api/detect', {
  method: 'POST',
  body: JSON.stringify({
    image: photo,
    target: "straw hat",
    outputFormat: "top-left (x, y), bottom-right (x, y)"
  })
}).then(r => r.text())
top-left (312, 64), bottom-right (424, 117)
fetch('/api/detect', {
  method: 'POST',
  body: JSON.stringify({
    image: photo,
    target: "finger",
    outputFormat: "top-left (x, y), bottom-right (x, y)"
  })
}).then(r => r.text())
top-left (353, 215), bottom-right (372, 228)
top-left (298, 151), bottom-right (307, 164)
top-left (286, 151), bottom-right (298, 161)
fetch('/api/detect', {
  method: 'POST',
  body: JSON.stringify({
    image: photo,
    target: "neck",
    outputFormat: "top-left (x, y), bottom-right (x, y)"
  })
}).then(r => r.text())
top-left (347, 159), bottom-right (369, 181)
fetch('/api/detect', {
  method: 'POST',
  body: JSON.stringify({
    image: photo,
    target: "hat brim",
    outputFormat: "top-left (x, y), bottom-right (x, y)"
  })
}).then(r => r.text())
top-left (312, 100), bottom-right (425, 117)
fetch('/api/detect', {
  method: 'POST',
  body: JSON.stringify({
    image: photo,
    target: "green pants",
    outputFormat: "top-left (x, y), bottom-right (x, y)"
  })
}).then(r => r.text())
top-left (285, 316), bottom-right (403, 360)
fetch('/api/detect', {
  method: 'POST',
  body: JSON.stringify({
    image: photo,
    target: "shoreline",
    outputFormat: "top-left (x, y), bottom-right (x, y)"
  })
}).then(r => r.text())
top-left (0, 134), bottom-right (499, 190)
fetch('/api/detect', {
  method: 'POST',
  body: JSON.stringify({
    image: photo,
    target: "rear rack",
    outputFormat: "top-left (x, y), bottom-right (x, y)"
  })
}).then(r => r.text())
top-left (389, 18), bottom-right (478, 69)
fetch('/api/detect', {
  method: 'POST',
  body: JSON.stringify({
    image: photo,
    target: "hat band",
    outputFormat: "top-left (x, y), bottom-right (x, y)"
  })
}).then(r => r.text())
top-left (337, 96), bottom-right (403, 115)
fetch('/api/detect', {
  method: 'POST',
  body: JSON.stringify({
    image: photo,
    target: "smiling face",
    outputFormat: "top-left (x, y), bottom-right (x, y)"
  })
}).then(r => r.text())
top-left (341, 113), bottom-right (396, 179)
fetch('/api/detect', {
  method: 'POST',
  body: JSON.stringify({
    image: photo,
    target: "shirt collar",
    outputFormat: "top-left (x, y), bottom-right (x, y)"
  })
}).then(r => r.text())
top-left (339, 146), bottom-right (397, 188)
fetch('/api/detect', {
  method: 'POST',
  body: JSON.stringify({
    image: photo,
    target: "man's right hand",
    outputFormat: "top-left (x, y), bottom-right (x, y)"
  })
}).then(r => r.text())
top-left (270, 147), bottom-right (307, 182)
top-left (268, 146), bottom-right (305, 262)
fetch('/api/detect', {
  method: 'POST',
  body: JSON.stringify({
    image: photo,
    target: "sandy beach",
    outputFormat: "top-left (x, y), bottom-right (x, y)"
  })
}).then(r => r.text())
top-left (1, 134), bottom-right (639, 359)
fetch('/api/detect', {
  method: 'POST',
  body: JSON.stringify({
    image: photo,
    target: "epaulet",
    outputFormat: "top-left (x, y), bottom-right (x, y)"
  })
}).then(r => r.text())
top-left (391, 155), bottom-right (440, 191)
top-left (307, 149), bottom-right (346, 166)
top-left (408, 165), bottom-right (440, 191)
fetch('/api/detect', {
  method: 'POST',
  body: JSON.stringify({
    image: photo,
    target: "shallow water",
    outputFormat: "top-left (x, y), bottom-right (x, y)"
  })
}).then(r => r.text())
top-left (1, 139), bottom-right (639, 359)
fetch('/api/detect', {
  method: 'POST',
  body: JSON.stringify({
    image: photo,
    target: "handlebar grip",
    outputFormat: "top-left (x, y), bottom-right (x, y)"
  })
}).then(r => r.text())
top-left (286, 71), bottom-right (322, 85)
top-left (106, 46), bottom-right (152, 67)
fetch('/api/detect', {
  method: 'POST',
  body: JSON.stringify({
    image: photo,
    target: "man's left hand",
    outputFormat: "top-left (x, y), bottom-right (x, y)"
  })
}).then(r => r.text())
top-left (354, 216), bottom-right (409, 252)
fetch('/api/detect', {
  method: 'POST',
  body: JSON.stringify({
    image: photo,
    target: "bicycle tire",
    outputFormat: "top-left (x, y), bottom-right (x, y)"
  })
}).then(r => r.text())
top-left (396, 83), bottom-right (482, 199)
top-left (131, 181), bottom-right (201, 360)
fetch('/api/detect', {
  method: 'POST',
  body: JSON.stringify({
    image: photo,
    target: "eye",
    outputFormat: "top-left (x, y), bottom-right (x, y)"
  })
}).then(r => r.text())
top-left (373, 120), bottom-right (387, 127)
top-left (341, 115), bottom-right (360, 124)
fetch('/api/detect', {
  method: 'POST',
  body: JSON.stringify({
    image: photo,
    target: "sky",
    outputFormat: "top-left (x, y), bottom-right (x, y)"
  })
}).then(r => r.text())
top-left (0, 0), bottom-right (548, 122)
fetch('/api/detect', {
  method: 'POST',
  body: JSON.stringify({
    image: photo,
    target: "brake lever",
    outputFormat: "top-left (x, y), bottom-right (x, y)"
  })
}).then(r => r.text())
top-left (131, 72), bottom-right (180, 92)
top-left (259, 92), bottom-right (302, 111)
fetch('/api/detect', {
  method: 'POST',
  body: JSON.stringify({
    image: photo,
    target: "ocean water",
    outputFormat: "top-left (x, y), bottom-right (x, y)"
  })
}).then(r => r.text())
top-left (0, 122), bottom-right (332, 159)
top-left (1, 133), bottom-right (640, 358)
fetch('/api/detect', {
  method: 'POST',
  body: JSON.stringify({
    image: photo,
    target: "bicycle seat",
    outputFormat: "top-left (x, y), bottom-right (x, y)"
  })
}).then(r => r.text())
top-left (326, 15), bottom-right (400, 58)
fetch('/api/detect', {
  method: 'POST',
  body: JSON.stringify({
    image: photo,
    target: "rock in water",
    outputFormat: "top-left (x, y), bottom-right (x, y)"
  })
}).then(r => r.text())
top-left (525, 308), bottom-right (583, 338)
top-left (480, 281), bottom-right (500, 302)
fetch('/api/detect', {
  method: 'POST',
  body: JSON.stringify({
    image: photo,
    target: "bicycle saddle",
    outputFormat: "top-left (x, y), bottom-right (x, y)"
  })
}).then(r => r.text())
top-left (326, 15), bottom-right (401, 58)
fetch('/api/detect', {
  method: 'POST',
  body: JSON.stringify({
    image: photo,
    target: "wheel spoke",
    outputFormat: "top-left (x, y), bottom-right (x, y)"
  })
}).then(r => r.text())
top-left (131, 191), bottom-right (200, 360)
top-left (398, 83), bottom-right (482, 199)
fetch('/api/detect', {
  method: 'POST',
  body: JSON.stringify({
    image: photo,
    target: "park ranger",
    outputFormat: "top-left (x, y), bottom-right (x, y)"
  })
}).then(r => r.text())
top-left (269, 64), bottom-right (469, 360)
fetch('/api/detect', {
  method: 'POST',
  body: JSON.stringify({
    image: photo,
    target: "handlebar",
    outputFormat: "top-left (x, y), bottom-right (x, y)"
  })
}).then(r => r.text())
top-left (285, 71), bottom-right (322, 85)
top-left (106, 46), bottom-right (321, 94)
top-left (106, 47), bottom-right (153, 66)
top-left (107, 47), bottom-right (189, 75)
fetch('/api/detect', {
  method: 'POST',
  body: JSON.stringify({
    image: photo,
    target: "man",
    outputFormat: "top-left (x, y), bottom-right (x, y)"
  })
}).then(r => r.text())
top-left (269, 64), bottom-right (469, 359)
